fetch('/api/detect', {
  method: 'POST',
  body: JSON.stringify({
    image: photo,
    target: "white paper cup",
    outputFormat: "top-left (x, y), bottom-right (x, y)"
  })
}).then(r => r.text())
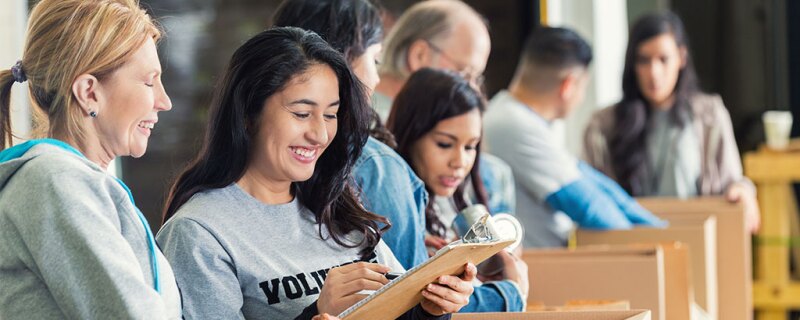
top-left (763, 111), bottom-right (793, 150)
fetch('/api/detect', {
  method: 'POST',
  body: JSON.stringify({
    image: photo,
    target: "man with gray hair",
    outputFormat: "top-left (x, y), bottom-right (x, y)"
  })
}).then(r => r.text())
top-left (374, 0), bottom-right (490, 120)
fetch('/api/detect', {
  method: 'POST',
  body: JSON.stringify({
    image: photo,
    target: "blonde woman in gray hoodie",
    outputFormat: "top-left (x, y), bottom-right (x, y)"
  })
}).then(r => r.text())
top-left (0, 0), bottom-right (181, 318)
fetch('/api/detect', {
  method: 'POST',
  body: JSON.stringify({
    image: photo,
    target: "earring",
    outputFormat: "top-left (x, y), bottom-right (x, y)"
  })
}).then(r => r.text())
top-left (89, 110), bottom-right (97, 118)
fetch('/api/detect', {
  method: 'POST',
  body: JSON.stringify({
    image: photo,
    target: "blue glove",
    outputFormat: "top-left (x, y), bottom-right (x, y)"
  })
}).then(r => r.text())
top-left (577, 161), bottom-right (668, 228)
top-left (545, 178), bottom-right (634, 229)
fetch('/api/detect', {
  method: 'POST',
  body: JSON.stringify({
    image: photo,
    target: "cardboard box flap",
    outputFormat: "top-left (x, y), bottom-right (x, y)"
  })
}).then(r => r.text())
top-left (575, 217), bottom-right (717, 319)
top-left (453, 310), bottom-right (651, 320)
top-left (638, 197), bottom-right (752, 320)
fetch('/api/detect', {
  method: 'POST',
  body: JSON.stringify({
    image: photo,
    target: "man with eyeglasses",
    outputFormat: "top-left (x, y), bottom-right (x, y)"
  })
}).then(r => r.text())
top-left (375, 0), bottom-right (490, 121)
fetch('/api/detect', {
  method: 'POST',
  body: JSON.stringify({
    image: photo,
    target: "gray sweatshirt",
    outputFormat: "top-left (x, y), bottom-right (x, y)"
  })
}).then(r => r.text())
top-left (157, 183), bottom-right (404, 319)
top-left (0, 143), bottom-right (182, 319)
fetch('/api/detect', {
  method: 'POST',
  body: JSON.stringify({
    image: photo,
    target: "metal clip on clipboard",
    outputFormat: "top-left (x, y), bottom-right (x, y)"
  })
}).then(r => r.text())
top-left (460, 212), bottom-right (496, 244)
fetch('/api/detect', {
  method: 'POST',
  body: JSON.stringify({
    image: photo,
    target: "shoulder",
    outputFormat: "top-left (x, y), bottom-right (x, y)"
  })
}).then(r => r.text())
top-left (690, 93), bottom-right (730, 123)
top-left (354, 138), bottom-right (416, 180)
top-left (485, 91), bottom-right (528, 125)
top-left (5, 144), bottom-right (125, 204)
top-left (586, 104), bottom-right (618, 136)
top-left (480, 153), bottom-right (513, 175)
top-left (484, 92), bottom-right (542, 140)
top-left (166, 187), bottom-right (234, 224)
top-left (358, 137), bottom-right (400, 160)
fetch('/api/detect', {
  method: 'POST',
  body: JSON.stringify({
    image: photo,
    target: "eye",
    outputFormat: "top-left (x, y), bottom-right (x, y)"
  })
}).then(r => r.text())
top-left (145, 83), bottom-right (154, 88)
top-left (324, 114), bottom-right (338, 120)
top-left (465, 144), bottom-right (477, 151)
top-left (436, 142), bottom-right (452, 149)
top-left (292, 112), bottom-right (311, 119)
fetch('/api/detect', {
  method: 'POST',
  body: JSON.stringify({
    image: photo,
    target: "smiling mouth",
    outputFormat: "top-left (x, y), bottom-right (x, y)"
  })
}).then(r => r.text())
top-left (138, 120), bottom-right (156, 130)
top-left (290, 146), bottom-right (318, 162)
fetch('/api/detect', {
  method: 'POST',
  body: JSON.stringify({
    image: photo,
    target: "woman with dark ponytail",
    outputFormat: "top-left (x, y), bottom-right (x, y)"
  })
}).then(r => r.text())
top-left (386, 68), bottom-right (528, 310)
top-left (583, 11), bottom-right (760, 233)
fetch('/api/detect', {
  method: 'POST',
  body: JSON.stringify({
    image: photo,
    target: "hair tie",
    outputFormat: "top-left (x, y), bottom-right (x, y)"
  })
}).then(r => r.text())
top-left (10, 60), bottom-right (26, 83)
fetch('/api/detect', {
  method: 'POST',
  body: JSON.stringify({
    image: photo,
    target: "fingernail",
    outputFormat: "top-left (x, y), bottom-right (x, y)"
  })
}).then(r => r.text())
top-left (427, 284), bottom-right (434, 290)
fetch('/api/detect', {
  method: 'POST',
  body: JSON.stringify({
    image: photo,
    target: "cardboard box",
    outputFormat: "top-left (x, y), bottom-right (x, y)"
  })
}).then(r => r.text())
top-left (453, 310), bottom-right (651, 320)
top-left (527, 300), bottom-right (631, 311)
top-left (523, 244), bottom-right (691, 320)
top-left (575, 216), bottom-right (717, 320)
top-left (637, 197), bottom-right (752, 320)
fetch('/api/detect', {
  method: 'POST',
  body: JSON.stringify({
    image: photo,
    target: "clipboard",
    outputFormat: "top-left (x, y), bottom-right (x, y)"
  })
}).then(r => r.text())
top-left (338, 239), bottom-right (515, 319)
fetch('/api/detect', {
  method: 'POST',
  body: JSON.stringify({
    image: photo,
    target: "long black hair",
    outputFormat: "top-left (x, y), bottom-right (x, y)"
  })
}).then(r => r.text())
top-left (273, 0), bottom-right (396, 148)
top-left (386, 68), bottom-right (489, 238)
top-left (610, 11), bottom-right (700, 195)
top-left (163, 27), bottom-right (385, 257)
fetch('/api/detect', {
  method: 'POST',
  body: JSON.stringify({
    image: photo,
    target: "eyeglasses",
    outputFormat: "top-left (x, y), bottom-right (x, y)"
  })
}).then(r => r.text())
top-left (425, 40), bottom-right (486, 88)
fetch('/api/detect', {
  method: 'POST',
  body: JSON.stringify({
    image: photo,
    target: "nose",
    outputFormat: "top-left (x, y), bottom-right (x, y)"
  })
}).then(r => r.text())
top-left (306, 115), bottom-right (329, 145)
top-left (449, 148), bottom-right (468, 170)
top-left (155, 81), bottom-right (172, 111)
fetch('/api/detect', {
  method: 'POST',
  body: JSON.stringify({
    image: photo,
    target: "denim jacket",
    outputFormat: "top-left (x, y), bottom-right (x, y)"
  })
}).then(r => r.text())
top-left (353, 137), bottom-right (525, 312)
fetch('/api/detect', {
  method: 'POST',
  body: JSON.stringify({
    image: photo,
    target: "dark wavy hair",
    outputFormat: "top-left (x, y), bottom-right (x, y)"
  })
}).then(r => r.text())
top-left (273, 0), bottom-right (396, 148)
top-left (610, 11), bottom-right (699, 195)
top-left (163, 27), bottom-right (386, 257)
top-left (386, 68), bottom-right (488, 237)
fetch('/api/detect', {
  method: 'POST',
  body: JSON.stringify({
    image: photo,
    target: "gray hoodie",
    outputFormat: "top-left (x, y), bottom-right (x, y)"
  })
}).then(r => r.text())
top-left (0, 143), bottom-right (181, 319)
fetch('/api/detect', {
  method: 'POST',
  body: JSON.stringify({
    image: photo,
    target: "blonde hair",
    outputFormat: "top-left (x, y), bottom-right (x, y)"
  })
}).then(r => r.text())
top-left (379, 0), bottom-right (482, 79)
top-left (0, 0), bottom-right (161, 150)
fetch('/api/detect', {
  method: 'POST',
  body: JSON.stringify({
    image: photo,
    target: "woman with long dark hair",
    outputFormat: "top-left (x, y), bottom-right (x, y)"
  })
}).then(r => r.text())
top-left (157, 27), bottom-right (473, 319)
top-left (583, 11), bottom-right (759, 233)
top-left (387, 68), bottom-right (529, 306)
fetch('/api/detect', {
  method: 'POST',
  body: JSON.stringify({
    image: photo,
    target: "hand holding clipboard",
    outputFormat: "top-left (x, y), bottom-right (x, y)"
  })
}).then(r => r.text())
top-left (338, 212), bottom-right (517, 319)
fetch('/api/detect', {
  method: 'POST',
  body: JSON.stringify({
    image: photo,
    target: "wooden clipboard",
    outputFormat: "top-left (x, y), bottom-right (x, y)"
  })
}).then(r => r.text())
top-left (339, 239), bottom-right (515, 319)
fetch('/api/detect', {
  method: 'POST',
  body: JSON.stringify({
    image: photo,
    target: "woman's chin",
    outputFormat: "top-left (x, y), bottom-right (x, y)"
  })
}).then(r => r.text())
top-left (129, 142), bottom-right (148, 158)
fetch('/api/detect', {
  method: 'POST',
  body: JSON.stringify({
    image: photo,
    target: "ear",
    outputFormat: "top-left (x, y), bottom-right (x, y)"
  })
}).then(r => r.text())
top-left (558, 72), bottom-right (579, 101)
top-left (406, 39), bottom-right (432, 72)
top-left (679, 46), bottom-right (689, 69)
top-left (72, 74), bottom-right (102, 117)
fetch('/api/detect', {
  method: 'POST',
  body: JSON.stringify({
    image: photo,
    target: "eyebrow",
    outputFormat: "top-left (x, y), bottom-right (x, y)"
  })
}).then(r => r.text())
top-left (432, 131), bottom-right (481, 143)
top-left (287, 99), bottom-right (340, 108)
top-left (432, 131), bottom-right (458, 141)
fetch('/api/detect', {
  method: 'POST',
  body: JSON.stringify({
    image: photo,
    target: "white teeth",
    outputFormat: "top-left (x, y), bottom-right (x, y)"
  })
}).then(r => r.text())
top-left (292, 147), bottom-right (315, 158)
top-left (138, 122), bottom-right (154, 129)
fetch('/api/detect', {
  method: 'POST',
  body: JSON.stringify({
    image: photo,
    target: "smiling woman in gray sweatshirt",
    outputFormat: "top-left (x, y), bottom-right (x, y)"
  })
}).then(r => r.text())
top-left (159, 27), bottom-right (476, 320)
top-left (0, 0), bottom-right (180, 318)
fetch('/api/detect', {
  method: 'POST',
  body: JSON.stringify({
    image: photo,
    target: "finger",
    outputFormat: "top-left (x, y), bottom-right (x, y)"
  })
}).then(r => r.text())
top-left (437, 275), bottom-right (472, 295)
top-left (326, 294), bottom-right (368, 315)
top-left (726, 185), bottom-right (742, 202)
top-left (461, 263), bottom-right (477, 282)
top-left (336, 262), bottom-right (391, 275)
top-left (338, 278), bottom-right (388, 296)
top-left (421, 287), bottom-right (464, 313)
top-left (425, 236), bottom-right (445, 249)
top-left (342, 267), bottom-right (390, 286)
top-left (313, 314), bottom-right (339, 320)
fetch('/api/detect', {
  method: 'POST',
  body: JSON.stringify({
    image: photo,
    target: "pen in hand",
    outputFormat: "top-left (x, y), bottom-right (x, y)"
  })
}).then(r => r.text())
top-left (384, 272), bottom-right (402, 280)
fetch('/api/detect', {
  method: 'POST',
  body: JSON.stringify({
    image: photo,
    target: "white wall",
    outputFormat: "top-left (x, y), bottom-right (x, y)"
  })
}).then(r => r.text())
top-left (545, 0), bottom-right (629, 157)
top-left (0, 0), bottom-right (29, 145)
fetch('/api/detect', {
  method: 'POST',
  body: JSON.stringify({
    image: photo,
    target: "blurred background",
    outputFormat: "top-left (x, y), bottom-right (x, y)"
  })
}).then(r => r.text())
top-left (1, 0), bottom-right (796, 235)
